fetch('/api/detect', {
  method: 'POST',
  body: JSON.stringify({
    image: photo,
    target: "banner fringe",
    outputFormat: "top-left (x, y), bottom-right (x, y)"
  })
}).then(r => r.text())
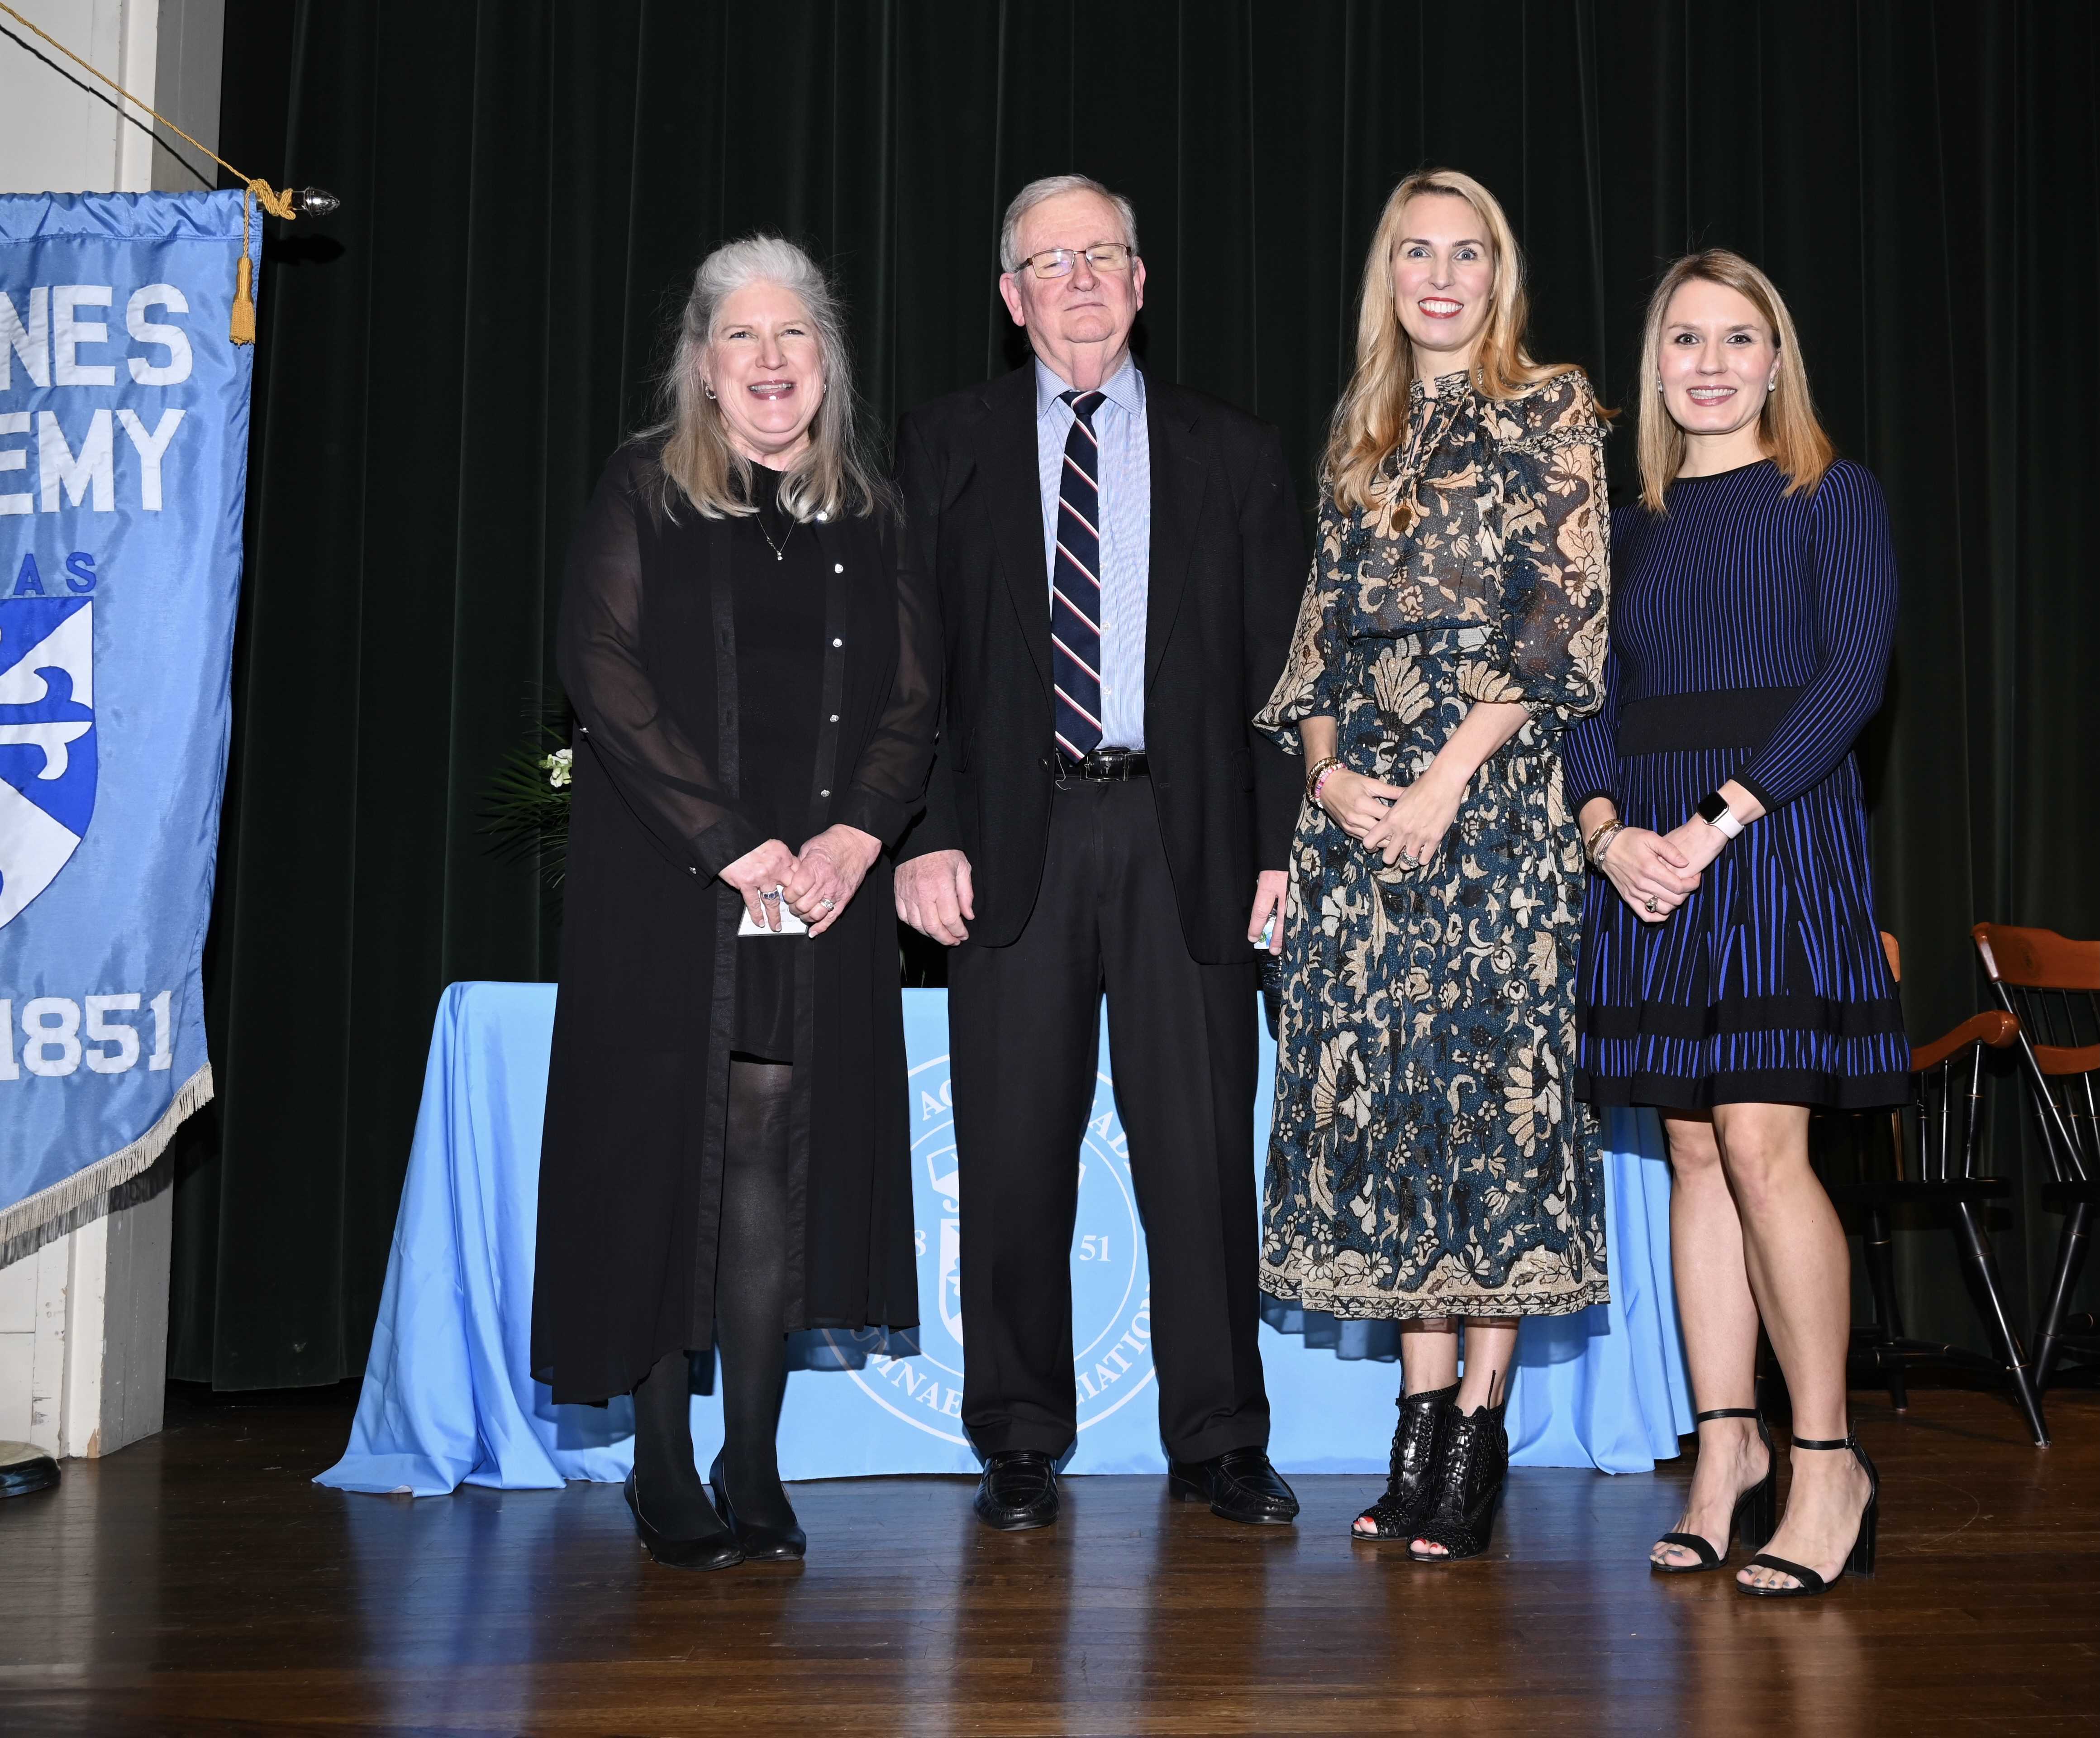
top-left (0, 1064), bottom-right (213, 1248)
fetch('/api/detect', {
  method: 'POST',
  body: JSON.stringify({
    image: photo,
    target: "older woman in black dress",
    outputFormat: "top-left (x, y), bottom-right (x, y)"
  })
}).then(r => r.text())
top-left (532, 236), bottom-right (937, 1569)
top-left (1566, 251), bottom-right (1903, 1597)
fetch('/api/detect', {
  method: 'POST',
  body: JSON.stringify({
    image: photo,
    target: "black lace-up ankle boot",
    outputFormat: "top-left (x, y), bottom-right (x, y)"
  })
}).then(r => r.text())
top-left (1352, 1382), bottom-right (1458, 1541)
top-left (1407, 1396), bottom-right (1509, 1562)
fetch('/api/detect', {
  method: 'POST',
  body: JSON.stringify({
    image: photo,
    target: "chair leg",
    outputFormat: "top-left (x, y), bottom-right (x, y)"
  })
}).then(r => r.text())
top-left (2034, 1201), bottom-right (2092, 1392)
top-left (1862, 1203), bottom-right (1907, 1410)
top-left (1952, 1199), bottom-right (2049, 1447)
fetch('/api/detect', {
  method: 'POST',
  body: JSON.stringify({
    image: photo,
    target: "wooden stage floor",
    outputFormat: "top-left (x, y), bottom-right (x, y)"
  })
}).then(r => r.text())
top-left (1, 1381), bottom-right (2095, 1735)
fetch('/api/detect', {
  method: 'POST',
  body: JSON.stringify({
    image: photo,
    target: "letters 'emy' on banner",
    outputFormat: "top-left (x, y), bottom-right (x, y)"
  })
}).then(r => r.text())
top-left (0, 192), bottom-right (260, 1242)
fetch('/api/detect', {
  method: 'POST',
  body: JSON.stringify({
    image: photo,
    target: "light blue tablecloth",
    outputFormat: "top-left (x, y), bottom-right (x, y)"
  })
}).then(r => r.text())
top-left (319, 983), bottom-right (1690, 1495)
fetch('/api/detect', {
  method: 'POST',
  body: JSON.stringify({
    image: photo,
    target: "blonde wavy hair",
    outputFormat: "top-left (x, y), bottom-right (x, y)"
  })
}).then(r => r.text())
top-left (1324, 168), bottom-right (1572, 511)
top-left (650, 234), bottom-right (890, 522)
top-left (1636, 249), bottom-right (1834, 514)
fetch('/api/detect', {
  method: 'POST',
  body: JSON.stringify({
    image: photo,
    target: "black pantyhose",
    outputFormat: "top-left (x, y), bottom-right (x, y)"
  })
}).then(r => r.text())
top-left (714, 1056), bottom-right (797, 1532)
top-left (630, 1345), bottom-right (729, 1542)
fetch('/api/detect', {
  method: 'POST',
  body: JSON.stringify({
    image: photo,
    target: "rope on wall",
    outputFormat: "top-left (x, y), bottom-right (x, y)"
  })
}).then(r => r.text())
top-left (0, 0), bottom-right (338, 343)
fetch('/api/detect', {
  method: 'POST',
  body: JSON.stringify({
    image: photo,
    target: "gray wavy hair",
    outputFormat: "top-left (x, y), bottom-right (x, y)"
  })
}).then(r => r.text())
top-left (652, 234), bottom-right (889, 522)
top-left (999, 174), bottom-right (1140, 273)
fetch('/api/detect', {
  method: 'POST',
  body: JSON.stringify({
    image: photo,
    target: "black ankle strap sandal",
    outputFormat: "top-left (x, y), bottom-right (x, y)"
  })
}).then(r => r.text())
top-left (1738, 1432), bottom-right (1880, 1598)
top-left (1652, 1407), bottom-right (1776, 1574)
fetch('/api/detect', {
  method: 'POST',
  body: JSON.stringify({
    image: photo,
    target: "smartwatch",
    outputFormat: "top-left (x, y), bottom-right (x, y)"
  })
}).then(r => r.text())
top-left (1696, 791), bottom-right (1745, 840)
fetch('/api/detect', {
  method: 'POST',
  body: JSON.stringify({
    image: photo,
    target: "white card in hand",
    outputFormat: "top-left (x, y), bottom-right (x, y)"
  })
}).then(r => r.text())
top-left (738, 890), bottom-right (808, 936)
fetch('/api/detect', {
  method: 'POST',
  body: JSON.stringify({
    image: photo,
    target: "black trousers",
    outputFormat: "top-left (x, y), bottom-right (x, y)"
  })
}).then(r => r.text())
top-left (949, 777), bottom-right (1270, 1463)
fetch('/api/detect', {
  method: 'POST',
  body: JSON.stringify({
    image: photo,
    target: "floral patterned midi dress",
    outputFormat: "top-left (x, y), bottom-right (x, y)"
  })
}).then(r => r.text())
top-left (1254, 368), bottom-right (1611, 1320)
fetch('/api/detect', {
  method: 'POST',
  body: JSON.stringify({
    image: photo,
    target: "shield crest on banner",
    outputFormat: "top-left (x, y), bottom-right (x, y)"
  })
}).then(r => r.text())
top-left (823, 1044), bottom-right (1154, 1447)
top-left (0, 597), bottom-right (97, 929)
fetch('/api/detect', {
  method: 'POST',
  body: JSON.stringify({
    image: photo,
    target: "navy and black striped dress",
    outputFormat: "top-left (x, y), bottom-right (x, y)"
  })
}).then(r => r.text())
top-left (1563, 457), bottom-right (1908, 1109)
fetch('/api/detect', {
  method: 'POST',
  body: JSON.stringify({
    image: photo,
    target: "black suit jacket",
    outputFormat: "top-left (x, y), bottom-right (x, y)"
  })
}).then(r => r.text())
top-left (894, 363), bottom-right (1305, 964)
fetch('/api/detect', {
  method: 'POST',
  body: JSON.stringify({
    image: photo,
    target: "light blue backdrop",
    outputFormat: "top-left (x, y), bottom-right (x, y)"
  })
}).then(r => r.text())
top-left (319, 982), bottom-right (1691, 1496)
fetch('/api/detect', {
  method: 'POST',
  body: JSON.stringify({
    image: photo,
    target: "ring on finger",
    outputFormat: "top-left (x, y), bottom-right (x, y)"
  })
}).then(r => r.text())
top-left (1643, 895), bottom-right (1659, 914)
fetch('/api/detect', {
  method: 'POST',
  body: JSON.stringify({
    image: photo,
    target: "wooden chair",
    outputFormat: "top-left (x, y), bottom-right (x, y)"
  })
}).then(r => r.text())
top-left (1823, 933), bottom-right (2047, 1445)
top-left (1972, 922), bottom-right (2100, 1396)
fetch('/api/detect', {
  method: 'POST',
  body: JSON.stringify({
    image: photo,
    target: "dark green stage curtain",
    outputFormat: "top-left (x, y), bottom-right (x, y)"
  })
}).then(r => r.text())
top-left (171, 0), bottom-right (2100, 1388)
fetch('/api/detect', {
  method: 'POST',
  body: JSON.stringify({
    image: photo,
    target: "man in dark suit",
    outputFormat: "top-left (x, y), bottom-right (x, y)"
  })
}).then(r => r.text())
top-left (894, 174), bottom-right (1304, 1530)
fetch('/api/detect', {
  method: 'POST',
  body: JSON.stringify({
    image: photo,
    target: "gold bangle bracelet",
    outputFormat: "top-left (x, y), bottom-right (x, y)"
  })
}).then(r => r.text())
top-left (1585, 819), bottom-right (1624, 866)
top-left (1305, 755), bottom-right (1341, 802)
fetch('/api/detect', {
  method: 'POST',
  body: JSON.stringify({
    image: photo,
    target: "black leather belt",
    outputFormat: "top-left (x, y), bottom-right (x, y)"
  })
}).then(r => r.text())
top-left (1052, 747), bottom-right (1149, 782)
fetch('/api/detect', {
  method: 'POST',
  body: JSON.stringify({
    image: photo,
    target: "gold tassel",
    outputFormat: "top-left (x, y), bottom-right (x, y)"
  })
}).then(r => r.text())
top-left (231, 250), bottom-right (256, 345)
top-left (230, 181), bottom-right (299, 345)
top-left (0, 6), bottom-right (312, 348)
top-left (229, 184), bottom-right (257, 345)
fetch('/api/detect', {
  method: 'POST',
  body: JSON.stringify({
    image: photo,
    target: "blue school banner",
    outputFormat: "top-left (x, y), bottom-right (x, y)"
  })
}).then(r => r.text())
top-left (0, 192), bottom-right (260, 1242)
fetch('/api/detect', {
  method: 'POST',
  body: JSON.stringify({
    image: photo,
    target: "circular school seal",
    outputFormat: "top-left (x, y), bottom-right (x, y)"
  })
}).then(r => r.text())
top-left (820, 1049), bottom-right (1154, 1445)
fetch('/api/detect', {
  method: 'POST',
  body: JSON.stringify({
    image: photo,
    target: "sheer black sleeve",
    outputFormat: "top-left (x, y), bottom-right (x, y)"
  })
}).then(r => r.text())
top-left (557, 447), bottom-right (766, 878)
top-left (833, 509), bottom-right (942, 848)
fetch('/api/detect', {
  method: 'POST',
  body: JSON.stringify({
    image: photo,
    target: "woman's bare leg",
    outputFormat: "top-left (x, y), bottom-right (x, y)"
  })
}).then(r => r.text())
top-left (1711, 1102), bottom-right (1871, 1591)
top-left (1651, 1112), bottom-right (1769, 1568)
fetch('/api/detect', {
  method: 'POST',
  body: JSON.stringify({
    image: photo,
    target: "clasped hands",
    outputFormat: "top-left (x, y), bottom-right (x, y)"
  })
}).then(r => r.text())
top-left (721, 824), bottom-right (882, 937)
top-left (1319, 764), bottom-right (1464, 869)
top-left (1596, 817), bottom-right (1727, 924)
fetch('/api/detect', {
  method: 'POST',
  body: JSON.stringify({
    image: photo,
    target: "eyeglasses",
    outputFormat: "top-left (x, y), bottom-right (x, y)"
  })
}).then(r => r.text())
top-left (1013, 243), bottom-right (1138, 280)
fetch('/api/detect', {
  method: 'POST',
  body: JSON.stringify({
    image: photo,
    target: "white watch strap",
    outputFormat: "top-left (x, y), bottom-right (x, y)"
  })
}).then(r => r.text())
top-left (1709, 805), bottom-right (1744, 840)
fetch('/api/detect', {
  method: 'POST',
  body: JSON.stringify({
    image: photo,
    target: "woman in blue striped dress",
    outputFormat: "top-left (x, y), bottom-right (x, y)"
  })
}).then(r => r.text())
top-left (1564, 250), bottom-right (1902, 1599)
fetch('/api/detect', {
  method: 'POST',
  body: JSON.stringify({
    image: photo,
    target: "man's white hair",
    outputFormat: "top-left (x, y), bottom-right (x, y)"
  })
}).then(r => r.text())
top-left (999, 174), bottom-right (1141, 274)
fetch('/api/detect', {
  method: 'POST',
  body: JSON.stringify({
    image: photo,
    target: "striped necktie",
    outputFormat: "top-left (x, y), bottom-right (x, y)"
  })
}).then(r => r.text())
top-left (1052, 388), bottom-right (1107, 758)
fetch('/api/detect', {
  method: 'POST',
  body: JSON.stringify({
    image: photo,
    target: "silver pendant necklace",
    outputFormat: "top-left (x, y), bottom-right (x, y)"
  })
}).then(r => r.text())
top-left (757, 511), bottom-right (794, 563)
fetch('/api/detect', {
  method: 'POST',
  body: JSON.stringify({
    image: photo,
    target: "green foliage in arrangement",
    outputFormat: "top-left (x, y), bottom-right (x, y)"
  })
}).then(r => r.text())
top-left (482, 722), bottom-right (572, 889)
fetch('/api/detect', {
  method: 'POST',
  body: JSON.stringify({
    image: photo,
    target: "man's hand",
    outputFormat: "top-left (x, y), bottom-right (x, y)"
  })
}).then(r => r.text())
top-left (895, 849), bottom-right (976, 946)
top-left (1247, 869), bottom-right (1287, 955)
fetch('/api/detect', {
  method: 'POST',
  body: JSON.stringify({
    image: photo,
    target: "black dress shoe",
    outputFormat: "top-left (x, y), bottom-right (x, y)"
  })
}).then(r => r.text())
top-left (708, 1451), bottom-right (806, 1561)
top-left (1168, 1448), bottom-right (1300, 1525)
top-left (623, 1471), bottom-right (745, 1571)
top-left (0, 1441), bottom-right (59, 1499)
top-left (974, 1449), bottom-right (1059, 1531)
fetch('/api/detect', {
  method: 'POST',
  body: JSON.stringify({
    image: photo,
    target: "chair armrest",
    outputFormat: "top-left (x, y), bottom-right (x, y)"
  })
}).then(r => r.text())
top-left (1910, 1011), bottom-right (2020, 1073)
top-left (2035, 1039), bottom-right (2100, 1078)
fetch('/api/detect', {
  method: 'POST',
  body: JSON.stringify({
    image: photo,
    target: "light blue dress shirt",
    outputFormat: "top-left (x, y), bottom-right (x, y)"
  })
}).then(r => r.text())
top-left (1035, 355), bottom-right (1150, 750)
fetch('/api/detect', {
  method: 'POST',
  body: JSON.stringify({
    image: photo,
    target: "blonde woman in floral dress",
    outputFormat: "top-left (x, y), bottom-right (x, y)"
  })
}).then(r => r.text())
top-left (1256, 170), bottom-right (1609, 1561)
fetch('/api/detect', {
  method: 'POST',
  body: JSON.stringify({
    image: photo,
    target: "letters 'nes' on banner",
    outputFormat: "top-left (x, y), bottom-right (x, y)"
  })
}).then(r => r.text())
top-left (0, 191), bottom-right (260, 1243)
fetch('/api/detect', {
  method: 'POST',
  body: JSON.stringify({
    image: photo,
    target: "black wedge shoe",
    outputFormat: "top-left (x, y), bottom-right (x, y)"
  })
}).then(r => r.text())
top-left (1352, 1382), bottom-right (1457, 1542)
top-left (1738, 1434), bottom-right (1880, 1598)
top-left (1407, 1398), bottom-right (1508, 1563)
top-left (623, 1471), bottom-right (745, 1571)
top-left (708, 1451), bottom-right (807, 1561)
top-left (1652, 1407), bottom-right (1777, 1574)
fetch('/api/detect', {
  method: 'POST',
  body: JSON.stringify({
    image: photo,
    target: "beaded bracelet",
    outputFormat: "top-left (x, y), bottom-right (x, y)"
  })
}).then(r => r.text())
top-left (1306, 755), bottom-right (1342, 804)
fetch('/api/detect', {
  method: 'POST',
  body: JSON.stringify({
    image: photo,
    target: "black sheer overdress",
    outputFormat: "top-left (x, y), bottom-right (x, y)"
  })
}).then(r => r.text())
top-left (531, 441), bottom-right (938, 1404)
top-left (730, 464), bottom-right (827, 1061)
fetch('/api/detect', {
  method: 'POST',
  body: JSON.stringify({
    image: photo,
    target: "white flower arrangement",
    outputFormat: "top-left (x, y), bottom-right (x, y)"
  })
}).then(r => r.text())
top-left (542, 747), bottom-right (573, 789)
